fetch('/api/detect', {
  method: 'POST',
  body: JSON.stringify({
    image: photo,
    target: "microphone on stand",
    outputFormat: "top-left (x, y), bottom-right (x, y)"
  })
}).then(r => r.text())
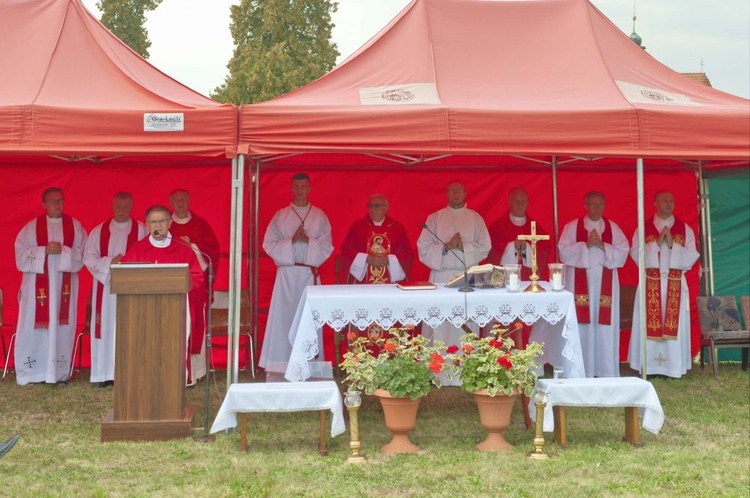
top-left (154, 229), bottom-right (215, 443)
top-left (420, 223), bottom-right (473, 293)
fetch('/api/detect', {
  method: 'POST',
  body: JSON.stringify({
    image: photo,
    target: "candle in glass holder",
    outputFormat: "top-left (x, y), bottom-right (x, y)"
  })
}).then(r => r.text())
top-left (548, 263), bottom-right (565, 291)
top-left (552, 273), bottom-right (562, 290)
top-left (508, 274), bottom-right (519, 291)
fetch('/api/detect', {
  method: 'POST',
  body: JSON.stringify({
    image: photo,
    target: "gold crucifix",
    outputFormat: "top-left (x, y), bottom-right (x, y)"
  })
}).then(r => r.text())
top-left (62, 284), bottom-right (70, 303)
top-left (517, 221), bottom-right (549, 293)
top-left (37, 288), bottom-right (47, 306)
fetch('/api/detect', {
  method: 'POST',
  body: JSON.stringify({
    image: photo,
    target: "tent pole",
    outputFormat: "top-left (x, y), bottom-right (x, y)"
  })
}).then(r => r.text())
top-left (636, 158), bottom-right (648, 379)
top-left (697, 162), bottom-right (714, 295)
top-left (551, 156), bottom-right (560, 261)
top-left (252, 160), bottom-right (261, 377)
top-left (227, 154), bottom-right (245, 388)
top-left (226, 156), bottom-right (237, 388)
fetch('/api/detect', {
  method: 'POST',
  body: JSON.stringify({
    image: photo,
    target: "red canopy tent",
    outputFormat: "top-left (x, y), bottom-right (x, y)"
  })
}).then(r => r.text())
top-left (0, 0), bottom-right (240, 370)
top-left (238, 0), bottom-right (750, 376)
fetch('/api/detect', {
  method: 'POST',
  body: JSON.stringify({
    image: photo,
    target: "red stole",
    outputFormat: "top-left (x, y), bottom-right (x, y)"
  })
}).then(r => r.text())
top-left (644, 218), bottom-right (687, 340)
top-left (34, 214), bottom-right (74, 329)
top-left (363, 228), bottom-right (393, 284)
top-left (574, 217), bottom-right (614, 325)
top-left (94, 219), bottom-right (139, 338)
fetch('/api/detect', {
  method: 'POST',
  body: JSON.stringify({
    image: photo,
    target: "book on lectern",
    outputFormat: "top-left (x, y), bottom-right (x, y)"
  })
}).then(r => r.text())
top-left (445, 264), bottom-right (506, 289)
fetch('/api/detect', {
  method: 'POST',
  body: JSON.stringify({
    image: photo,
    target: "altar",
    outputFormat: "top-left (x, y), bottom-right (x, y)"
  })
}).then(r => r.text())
top-left (283, 282), bottom-right (585, 382)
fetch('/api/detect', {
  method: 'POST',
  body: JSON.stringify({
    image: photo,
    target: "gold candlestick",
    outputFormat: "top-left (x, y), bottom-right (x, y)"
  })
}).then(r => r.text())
top-left (529, 391), bottom-right (550, 460)
top-left (344, 390), bottom-right (367, 464)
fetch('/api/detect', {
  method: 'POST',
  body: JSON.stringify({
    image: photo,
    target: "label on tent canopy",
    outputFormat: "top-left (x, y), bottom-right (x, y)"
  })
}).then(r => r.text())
top-left (615, 81), bottom-right (702, 107)
top-left (143, 113), bottom-right (185, 132)
top-left (359, 83), bottom-right (441, 106)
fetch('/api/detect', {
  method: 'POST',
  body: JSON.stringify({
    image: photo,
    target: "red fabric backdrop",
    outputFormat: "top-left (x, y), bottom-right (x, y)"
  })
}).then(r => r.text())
top-left (254, 166), bottom-right (700, 364)
top-left (0, 161), bottom-right (235, 369)
top-left (0, 162), bottom-right (700, 370)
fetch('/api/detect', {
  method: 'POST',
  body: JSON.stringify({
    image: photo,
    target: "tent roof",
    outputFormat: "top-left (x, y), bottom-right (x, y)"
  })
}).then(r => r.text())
top-left (0, 0), bottom-right (237, 159)
top-left (240, 0), bottom-right (749, 167)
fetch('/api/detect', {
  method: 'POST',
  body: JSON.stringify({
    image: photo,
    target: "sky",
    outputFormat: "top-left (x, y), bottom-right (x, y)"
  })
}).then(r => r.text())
top-left (80, 0), bottom-right (750, 99)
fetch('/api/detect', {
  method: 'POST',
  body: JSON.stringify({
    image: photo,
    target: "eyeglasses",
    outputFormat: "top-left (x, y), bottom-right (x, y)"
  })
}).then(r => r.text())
top-left (368, 203), bottom-right (388, 208)
top-left (45, 198), bottom-right (64, 204)
top-left (146, 219), bottom-right (170, 225)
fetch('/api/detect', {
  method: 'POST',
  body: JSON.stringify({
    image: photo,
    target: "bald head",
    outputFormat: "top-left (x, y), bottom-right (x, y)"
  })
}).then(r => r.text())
top-left (367, 193), bottom-right (389, 223)
top-left (508, 187), bottom-right (529, 218)
top-left (446, 181), bottom-right (466, 209)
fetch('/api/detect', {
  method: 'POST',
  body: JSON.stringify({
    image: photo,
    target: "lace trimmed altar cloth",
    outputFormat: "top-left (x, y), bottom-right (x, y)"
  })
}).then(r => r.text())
top-left (283, 282), bottom-right (585, 382)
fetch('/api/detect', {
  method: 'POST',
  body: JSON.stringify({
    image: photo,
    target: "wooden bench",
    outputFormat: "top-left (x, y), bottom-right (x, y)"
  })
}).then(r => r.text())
top-left (529, 377), bottom-right (664, 447)
top-left (210, 381), bottom-right (346, 456)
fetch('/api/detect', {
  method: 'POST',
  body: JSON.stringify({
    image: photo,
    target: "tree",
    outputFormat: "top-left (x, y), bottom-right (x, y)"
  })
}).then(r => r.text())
top-left (213, 0), bottom-right (339, 104)
top-left (97, 0), bottom-right (163, 58)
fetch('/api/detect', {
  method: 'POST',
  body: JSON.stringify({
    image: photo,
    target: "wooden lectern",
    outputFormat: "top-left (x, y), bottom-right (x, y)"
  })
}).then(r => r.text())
top-left (101, 264), bottom-right (195, 441)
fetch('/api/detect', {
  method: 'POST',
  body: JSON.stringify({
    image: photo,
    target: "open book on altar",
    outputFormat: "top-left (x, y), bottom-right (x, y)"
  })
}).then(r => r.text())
top-left (445, 264), bottom-right (505, 289)
top-left (396, 280), bottom-right (437, 291)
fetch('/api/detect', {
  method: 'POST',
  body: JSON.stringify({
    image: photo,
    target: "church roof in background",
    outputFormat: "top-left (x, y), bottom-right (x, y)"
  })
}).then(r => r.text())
top-left (681, 73), bottom-right (714, 87)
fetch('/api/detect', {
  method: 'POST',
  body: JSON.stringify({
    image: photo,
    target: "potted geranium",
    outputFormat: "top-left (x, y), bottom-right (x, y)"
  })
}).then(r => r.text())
top-left (340, 325), bottom-right (454, 453)
top-left (446, 323), bottom-right (544, 451)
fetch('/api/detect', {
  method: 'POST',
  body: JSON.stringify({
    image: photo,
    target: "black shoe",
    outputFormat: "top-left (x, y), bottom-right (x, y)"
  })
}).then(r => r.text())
top-left (94, 381), bottom-right (114, 388)
top-left (0, 434), bottom-right (20, 458)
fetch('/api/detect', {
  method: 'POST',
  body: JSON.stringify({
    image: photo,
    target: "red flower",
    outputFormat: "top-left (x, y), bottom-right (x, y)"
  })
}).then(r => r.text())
top-left (462, 343), bottom-right (475, 353)
top-left (406, 324), bottom-right (415, 331)
top-left (446, 345), bottom-right (459, 354)
top-left (429, 352), bottom-right (444, 374)
top-left (497, 356), bottom-right (513, 370)
top-left (346, 331), bottom-right (357, 341)
top-left (489, 339), bottom-right (504, 349)
top-left (383, 342), bottom-right (397, 352)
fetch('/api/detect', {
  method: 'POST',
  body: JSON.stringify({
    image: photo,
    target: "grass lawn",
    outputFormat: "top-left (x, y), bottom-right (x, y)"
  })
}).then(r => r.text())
top-left (1, 363), bottom-right (748, 497)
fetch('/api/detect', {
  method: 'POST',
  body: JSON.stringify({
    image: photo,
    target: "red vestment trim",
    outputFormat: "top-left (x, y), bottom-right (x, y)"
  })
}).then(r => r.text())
top-left (34, 214), bottom-right (74, 329)
top-left (644, 218), bottom-right (686, 340)
top-left (94, 219), bottom-right (139, 338)
top-left (574, 217), bottom-right (613, 325)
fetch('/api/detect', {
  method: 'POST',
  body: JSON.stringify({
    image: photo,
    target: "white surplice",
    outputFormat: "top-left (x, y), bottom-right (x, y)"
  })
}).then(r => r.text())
top-left (417, 205), bottom-right (490, 385)
top-left (558, 217), bottom-right (629, 377)
top-left (83, 219), bottom-right (147, 383)
top-left (260, 203), bottom-right (333, 371)
top-left (14, 216), bottom-right (87, 385)
top-left (628, 216), bottom-right (699, 378)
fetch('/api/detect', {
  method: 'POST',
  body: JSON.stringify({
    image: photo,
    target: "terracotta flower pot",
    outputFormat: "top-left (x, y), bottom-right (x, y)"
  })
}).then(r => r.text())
top-left (472, 389), bottom-right (517, 451)
top-left (374, 389), bottom-right (421, 453)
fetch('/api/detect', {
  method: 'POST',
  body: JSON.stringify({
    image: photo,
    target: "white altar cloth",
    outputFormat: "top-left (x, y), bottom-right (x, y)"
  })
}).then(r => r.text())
top-left (284, 282), bottom-right (585, 382)
top-left (210, 381), bottom-right (346, 437)
top-left (529, 377), bottom-right (664, 434)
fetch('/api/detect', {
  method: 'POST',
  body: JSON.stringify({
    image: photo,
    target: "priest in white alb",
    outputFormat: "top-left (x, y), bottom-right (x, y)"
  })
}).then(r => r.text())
top-left (418, 181), bottom-right (490, 384)
top-left (83, 192), bottom-right (147, 387)
top-left (558, 191), bottom-right (629, 377)
top-left (628, 191), bottom-right (699, 378)
top-left (260, 173), bottom-right (333, 373)
top-left (14, 187), bottom-right (87, 386)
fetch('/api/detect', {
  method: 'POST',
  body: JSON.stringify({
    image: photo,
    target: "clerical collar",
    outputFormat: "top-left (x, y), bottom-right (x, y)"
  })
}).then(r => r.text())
top-left (585, 217), bottom-right (604, 228)
top-left (150, 233), bottom-right (172, 248)
top-left (114, 219), bottom-right (130, 227)
top-left (448, 204), bottom-right (466, 211)
top-left (370, 217), bottom-right (385, 226)
top-left (509, 213), bottom-right (527, 227)
top-left (46, 216), bottom-right (63, 222)
top-left (654, 215), bottom-right (675, 229)
top-left (172, 212), bottom-right (192, 225)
